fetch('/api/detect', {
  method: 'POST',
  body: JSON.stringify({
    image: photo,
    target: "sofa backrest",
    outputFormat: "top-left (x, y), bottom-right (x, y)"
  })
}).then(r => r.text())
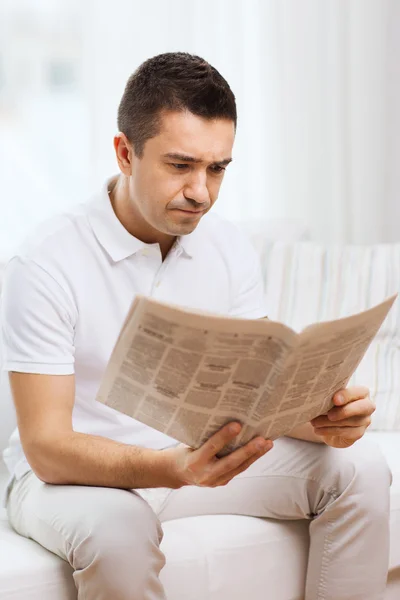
top-left (262, 241), bottom-right (400, 431)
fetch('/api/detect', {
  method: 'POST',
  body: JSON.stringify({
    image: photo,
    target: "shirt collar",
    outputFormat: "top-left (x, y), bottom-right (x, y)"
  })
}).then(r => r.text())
top-left (87, 176), bottom-right (196, 262)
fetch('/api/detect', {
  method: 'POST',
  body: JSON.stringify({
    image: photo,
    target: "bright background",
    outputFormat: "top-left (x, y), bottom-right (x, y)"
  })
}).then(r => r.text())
top-left (1, 0), bottom-right (399, 257)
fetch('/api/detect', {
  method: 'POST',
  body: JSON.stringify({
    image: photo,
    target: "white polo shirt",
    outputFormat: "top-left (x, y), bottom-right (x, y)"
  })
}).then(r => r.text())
top-left (1, 177), bottom-right (267, 493)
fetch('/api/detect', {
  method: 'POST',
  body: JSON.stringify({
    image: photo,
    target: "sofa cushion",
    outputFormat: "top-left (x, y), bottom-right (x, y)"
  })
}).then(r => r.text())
top-left (0, 516), bottom-right (76, 600)
top-left (263, 242), bottom-right (400, 430)
top-left (0, 431), bottom-right (399, 600)
top-left (0, 508), bottom-right (308, 600)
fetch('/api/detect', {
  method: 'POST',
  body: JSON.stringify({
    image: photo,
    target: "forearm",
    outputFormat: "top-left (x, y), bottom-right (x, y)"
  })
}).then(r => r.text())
top-left (29, 431), bottom-right (175, 489)
top-left (285, 421), bottom-right (325, 444)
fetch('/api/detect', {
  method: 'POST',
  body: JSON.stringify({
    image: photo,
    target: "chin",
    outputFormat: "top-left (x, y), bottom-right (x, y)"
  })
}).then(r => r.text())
top-left (168, 222), bottom-right (198, 236)
top-left (165, 214), bottom-right (202, 235)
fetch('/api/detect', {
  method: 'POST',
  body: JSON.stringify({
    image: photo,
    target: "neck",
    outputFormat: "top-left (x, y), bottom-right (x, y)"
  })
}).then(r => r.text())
top-left (109, 175), bottom-right (176, 260)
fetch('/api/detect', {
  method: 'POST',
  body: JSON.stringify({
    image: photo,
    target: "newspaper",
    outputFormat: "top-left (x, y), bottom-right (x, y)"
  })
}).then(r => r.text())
top-left (96, 294), bottom-right (397, 455)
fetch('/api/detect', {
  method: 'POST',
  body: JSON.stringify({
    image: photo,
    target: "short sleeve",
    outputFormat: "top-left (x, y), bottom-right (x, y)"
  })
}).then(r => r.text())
top-left (0, 256), bottom-right (75, 375)
top-left (229, 232), bottom-right (268, 319)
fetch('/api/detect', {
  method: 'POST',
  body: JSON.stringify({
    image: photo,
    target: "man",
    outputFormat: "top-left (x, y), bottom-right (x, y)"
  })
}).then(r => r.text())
top-left (1, 52), bottom-right (391, 600)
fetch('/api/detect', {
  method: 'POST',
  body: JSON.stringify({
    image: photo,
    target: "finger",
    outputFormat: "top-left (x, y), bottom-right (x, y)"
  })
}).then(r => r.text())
top-left (209, 440), bottom-right (273, 487)
top-left (333, 386), bottom-right (370, 406)
top-left (313, 415), bottom-right (372, 429)
top-left (314, 425), bottom-right (367, 439)
top-left (326, 397), bottom-right (375, 422)
top-left (212, 447), bottom-right (273, 487)
top-left (208, 437), bottom-right (272, 483)
top-left (196, 422), bottom-right (242, 462)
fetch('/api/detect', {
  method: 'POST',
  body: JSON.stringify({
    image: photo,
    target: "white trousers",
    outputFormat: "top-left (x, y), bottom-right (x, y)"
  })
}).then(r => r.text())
top-left (6, 436), bottom-right (392, 600)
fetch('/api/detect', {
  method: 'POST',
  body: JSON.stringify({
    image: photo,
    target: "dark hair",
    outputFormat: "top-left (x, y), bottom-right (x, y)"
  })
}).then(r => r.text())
top-left (117, 52), bottom-right (237, 157)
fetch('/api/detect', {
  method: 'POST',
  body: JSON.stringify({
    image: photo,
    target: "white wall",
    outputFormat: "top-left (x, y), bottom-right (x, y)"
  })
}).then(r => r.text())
top-left (386, 0), bottom-right (400, 243)
top-left (1, 0), bottom-right (399, 254)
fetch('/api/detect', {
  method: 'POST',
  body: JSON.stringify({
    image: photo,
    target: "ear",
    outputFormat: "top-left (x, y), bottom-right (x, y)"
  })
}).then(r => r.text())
top-left (114, 133), bottom-right (133, 176)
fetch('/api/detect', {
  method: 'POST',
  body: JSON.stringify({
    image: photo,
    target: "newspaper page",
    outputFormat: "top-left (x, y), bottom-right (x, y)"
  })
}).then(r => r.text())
top-left (96, 296), bottom-right (296, 450)
top-left (96, 294), bottom-right (397, 453)
top-left (240, 294), bottom-right (397, 445)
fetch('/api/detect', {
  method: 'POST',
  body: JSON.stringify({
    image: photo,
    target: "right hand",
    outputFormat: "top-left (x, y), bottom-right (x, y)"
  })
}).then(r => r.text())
top-left (161, 422), bottom-right (273, 489)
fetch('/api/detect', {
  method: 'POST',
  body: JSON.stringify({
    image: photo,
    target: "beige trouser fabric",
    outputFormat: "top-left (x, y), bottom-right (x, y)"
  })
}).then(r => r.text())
top-left (7, 436), bottom-right (392, 600)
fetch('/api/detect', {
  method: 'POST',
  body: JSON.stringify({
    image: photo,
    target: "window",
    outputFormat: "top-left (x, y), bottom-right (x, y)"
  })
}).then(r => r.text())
top-left (0, 0), bottom-right (89, 258)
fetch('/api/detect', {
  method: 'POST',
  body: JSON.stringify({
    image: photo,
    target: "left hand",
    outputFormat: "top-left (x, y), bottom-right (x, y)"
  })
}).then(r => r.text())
top-left (310, 386), bottom-right (375, 448)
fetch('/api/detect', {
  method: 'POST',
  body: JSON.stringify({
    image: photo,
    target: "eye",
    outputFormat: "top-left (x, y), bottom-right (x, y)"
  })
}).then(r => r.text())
top-left (171, 163), bottom-right (188, 170)
top-left (210, 165), bottom-right (226, 174)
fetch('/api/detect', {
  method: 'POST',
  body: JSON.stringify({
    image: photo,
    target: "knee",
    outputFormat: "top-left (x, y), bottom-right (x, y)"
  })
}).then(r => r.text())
top-left (71, 491), bottom-right (166, 595)
top-left (323, 436), bottom-right (392, 512)
top-left (84, 490), bottom-right (164, 556)
top-left (93, 490), bottom-right (163, 545)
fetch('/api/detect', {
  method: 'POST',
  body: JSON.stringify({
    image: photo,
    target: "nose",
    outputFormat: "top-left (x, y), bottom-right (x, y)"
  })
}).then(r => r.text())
top-left (183, 171), bottom-right (210, 207)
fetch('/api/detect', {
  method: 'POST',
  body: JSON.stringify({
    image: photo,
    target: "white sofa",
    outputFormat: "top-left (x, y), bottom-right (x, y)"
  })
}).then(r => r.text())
top-left (1, 219), bottom-right (399, 600)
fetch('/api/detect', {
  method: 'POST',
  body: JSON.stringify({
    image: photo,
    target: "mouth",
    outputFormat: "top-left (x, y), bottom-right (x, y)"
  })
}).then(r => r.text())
top-left (171, 208), bottom-right (205, 216)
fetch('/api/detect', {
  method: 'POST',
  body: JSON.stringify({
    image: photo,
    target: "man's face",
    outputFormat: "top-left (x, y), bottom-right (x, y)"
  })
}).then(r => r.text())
top-left (125, 110), bottom-right (235, 236)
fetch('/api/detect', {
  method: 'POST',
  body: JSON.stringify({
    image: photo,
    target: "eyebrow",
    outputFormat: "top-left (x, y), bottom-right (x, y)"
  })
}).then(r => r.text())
top-left (162, 152), bottom-right (233, 167)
